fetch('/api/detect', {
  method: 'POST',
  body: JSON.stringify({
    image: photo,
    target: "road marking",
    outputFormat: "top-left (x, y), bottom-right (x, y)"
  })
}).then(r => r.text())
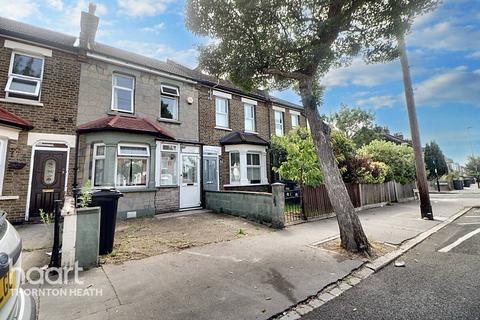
top-left (463, 216), bottom-right (480, 218)
top-left (457, 222), bottom-right (480, 225)
top-left (438, 228), bottom-right (480, 253)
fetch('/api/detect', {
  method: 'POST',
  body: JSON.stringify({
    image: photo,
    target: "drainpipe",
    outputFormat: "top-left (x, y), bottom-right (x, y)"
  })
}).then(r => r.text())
top-left (73, 131), bottom-right (80, 207)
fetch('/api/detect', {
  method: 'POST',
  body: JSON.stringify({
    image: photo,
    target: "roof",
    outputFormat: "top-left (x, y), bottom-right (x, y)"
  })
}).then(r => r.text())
top-left (92, 43), bottom-right (192, 79)
top-left (0, 107), bottom-right (33, 130)
top-left (77, 115), bottom-right (174, 139)
top-left (269, 96), bottom-right (304, 110)
top-left (0, 17), bottom-right (77, 51)
top-left (219, 131), bottom-right (269, 146)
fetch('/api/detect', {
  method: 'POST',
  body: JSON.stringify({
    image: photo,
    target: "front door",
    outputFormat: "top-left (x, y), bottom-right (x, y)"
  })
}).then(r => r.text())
top-left (29, 150), bottom-right (67, 217)
top-left (203, 156), bottom-right (218, 191)
top-left (180, 154), bottom-right (201, 209)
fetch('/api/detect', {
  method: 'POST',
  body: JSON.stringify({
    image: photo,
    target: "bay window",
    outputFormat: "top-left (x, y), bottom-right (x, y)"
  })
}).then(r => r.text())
top-left (112, 74), bottom-right (135, 113)
top-left (246, 153), bottom-right (261, 184)
top-left (92, 143), bottom-right (105, 187)
top-left (116, 144), bottom-right (149, 187)
top-left (160, 85), bottom-right (179, 120)
top-left (5, 52), bottom-right (44, 100)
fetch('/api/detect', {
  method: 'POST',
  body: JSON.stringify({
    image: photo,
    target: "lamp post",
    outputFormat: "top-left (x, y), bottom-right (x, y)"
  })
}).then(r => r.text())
top-left (433, 160), bottom-right (440, 192)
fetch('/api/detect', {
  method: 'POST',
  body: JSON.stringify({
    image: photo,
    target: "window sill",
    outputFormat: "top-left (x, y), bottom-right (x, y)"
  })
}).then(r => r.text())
top-left (116, 187), bottom-right (156, 193)
top-left (224, 183), bottom-right (269, 187)
top-left (215, 126), bottom-right (232, 131)
top-left (156, 185), bottom-right (179, 189)
top-left (157, 118), bottom-right (181, 125)
top-left (107, 110), bottom-right (136, 117)
top-left (0, 195), bottom-right (19, 201)
top-left (0, 97), bottom-right (43, 107)
top-left (244, 131), bottom-right (258, 135)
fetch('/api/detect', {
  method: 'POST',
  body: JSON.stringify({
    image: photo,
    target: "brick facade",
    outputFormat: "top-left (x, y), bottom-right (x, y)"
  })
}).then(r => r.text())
top-left (0, 37), bottom-right (80, 223)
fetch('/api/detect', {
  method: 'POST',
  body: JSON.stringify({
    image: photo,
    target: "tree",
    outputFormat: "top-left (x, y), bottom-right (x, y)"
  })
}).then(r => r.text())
top-left (424, 141), bottom-right (449, 180)
top-left (358, 140), bottom-right (416, 184)
top-left (185, 0), bottom-right (438, 253)
top-left (328, 105), bottom-right (375, 139)
top-left (352, 126), bottom-right (386, 148)
top-left (465, 156), bottom-right (480, 187)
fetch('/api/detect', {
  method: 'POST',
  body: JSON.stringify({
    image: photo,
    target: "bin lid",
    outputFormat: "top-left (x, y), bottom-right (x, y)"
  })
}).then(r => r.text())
top-left (91, 189), bottom-right (124, 198)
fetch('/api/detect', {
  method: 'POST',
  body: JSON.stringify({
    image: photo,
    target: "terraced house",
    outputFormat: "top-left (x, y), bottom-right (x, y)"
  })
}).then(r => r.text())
top-left (0, 6), bottom-right (308, 223)
top-left (0, 17), bottom-right (81, 223)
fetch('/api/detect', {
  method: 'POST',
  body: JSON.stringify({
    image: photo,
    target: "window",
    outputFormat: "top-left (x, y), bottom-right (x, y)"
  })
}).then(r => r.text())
top-left (246, 153), bottom-right (261, 184)
top-left (5, 52), bottom-right (44, 100)
top-left (116, 144), bottom-right (149, 187)
top-left (159, 143), bottom-right (178, 186)
top-left (160, 85), bottom-right (179, 120)
top-left (112, 74), bottom-right (134, 113)
top-left (275, 110), bottom-right (284, 136)
top-left (244, 103), bottom-right (255, 132)
top-left (215, 97), bottom-right (229, 128)
top-left (229, 152), bottom-right (240, 184)
top-left (291, 113), bottom-right (300, 128)
top-left (92, 144), bottom-right (105, 187)
top-left (0, 138), bottom-right (7, 195)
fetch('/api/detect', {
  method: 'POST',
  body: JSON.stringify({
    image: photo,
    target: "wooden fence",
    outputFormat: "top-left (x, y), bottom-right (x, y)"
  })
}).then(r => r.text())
top-left (285, 181), bottom-right (415, 223)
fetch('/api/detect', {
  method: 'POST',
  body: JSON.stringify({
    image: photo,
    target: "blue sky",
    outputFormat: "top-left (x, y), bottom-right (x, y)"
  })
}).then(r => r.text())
top-left (2, 0), bottom-right (479, 165)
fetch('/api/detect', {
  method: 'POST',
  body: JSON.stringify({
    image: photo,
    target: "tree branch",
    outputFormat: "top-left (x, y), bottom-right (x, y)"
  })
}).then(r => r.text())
top-left (264, 68), bottom-right (308, 81)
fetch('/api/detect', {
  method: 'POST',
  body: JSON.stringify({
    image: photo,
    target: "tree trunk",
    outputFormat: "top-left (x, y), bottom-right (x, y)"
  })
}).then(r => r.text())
top-left (299, 79), bottom-right (370, 253)
top-left (398, 35), bottom-right (434, 220)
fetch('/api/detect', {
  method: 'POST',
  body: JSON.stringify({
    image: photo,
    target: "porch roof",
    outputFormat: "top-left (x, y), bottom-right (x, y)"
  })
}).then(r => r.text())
top-left (0, 107), bottom-right (33, 130)
top-left (219, 131), bottom-right (269, 146)
top-left (77, 115), bottom-right (175, 139)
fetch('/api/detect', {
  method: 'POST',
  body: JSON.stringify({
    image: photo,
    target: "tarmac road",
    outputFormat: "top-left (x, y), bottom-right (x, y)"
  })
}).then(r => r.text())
top-left (302, 207), bottom-right (480, 320)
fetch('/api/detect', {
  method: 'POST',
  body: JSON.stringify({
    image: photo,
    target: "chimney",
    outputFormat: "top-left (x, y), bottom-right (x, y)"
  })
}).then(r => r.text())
top-left (79, 3), bottom-right (99, 50)
top-left (394, 132), bottom-right (404, 140)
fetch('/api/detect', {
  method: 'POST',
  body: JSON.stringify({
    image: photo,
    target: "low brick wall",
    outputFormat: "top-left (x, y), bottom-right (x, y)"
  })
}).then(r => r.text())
top-left (205, 183), bottom-right (284, 228)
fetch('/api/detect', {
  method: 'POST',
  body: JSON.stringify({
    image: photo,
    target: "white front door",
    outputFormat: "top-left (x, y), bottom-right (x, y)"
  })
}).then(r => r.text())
top-left (180, 154), bottom-right (201, 209)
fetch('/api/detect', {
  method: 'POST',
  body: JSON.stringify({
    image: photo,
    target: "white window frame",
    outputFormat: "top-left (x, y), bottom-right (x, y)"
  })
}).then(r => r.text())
top-left (92, 143), bottom-right (106, 187)
top-left (246, 152), bottom-right (261, 184)
top-left (244, 103), bottom-right (255, 132)
top-left (224, 145), bottom-right (268, 187)
top-left (111, 73), bottom-right (135, 113)
top-left (215, 97), bottom-right (229, 128)
top-left (156, 142), bottom-right (180, 187)
top-left (291, 113), bottom-right (300, 128)
top-left (5, 51), bottom-right (45, 99)
top-left (229, 151), bottom-right (241, 184)
top-left (115, 143), bottom-right (150, 188)
top-left (275, 110), bottom-right (284, 136)
top-left (0, 137), bottom-right (8, 196)
top-left (160, 85), bottom-right (180, 121)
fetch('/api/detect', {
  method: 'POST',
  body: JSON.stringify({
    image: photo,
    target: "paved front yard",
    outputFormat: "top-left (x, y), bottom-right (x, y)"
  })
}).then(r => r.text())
top-left (102, 211), bottom-right (271, 263)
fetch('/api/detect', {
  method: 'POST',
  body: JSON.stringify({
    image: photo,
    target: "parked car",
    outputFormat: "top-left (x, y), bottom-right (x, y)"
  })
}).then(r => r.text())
top-left (0, 211), bottom-right (36, 320)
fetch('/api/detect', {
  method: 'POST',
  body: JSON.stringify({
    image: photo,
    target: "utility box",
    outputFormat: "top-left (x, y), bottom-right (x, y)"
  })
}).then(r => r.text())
top-left (62, 197), bottom-right (101, 269)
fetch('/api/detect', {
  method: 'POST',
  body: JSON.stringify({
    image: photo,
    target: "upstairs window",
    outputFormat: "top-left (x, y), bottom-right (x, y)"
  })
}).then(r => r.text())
top-left (274, 110), bottom-right (284, 136)
top-left (244, 103), bottom-right (255, 132)
top-left (291, 113), bottom-right (300, 128)
top-left (112, 74), bottom-right (134, 113)
top-left (5, 52), bottom-right (44, 100)
top-left (160, 85), bottom-right (179, 120)
top-left (215, 97), bottom-right (229, 128)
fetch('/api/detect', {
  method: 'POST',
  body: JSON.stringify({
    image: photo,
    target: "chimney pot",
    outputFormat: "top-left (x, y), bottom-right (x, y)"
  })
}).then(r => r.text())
top-left (88, 3), bottom-right (96, 14)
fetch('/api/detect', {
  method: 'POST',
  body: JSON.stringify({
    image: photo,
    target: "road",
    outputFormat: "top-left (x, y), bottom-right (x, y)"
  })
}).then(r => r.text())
top-left (302, 207), bottom-right (480, 320)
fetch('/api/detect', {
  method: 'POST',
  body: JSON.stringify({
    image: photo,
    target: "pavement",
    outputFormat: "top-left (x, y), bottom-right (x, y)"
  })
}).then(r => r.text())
top-left (25, 192), bottom-right (480, 320)
top-left (301, 207), bottom-right (480, 320)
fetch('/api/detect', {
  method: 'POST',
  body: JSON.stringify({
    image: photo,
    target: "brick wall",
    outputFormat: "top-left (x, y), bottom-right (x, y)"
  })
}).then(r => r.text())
top-left (198, 86), bottom-right (271, 188)
top-left (155, 187), bottom-right (179, 213)
top-left (0, 38), bottom-right (80, 222)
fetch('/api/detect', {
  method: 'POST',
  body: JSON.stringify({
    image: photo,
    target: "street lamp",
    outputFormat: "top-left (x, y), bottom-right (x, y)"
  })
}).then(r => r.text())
top-left (433, 160), bottom-right (440, 192)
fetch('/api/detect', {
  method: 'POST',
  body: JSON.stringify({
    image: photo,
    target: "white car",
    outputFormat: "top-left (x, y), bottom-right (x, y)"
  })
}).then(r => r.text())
top-left (0, 211), bottom-right (36, 320)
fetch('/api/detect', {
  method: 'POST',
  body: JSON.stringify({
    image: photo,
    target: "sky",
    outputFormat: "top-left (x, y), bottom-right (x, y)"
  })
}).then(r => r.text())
top-left (1, 0), bottom-right (479, 165)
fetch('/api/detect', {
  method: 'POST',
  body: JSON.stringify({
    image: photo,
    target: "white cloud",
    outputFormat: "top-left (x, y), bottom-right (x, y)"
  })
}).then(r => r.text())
top-left (117, 0), bottom-right (174, 17)
top-left (0, 0), bottom-right (39, 20)
top-left (112, 40), bottom-right (198, 67)
top-left (356, 95), bottom-right (397, 109)
top-left (322, 58), bottom-right (401, 88)
top-left (141, 22), bottom-right (165, 33)
top-left (414, 67), bottom-right (480, 107)
top-left (45, 0), bottom-right (64, 11)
